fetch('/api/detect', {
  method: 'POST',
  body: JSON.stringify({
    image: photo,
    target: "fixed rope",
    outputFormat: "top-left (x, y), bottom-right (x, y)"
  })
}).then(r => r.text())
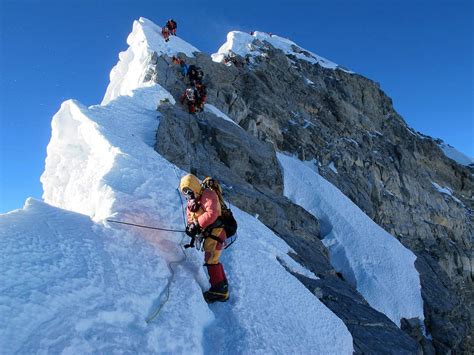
top-left (145, 166), bottom-right (190, 324)
top-left (106, 219), bottom-right (184, 233)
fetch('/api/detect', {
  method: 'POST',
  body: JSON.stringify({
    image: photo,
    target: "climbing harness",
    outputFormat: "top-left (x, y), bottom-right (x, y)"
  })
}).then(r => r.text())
top-left (185, 233), bottom-right (204, 250)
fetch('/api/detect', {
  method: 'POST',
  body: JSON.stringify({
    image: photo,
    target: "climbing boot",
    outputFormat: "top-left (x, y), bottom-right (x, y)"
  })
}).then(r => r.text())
top-left (203, 280), bottom-right (229, 303)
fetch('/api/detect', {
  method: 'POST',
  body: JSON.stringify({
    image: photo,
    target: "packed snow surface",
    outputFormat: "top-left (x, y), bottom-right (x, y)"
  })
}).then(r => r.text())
top-left (278, 153), bottom-right (424, 326)
top-left (1, 198), bottom-right (210, 353)
top-left (212, 30), bottom-right (353, 73)
top-left (1, 197), bottom-right (351, 353)
top-left (438, 142), bottom-right (474, 167)
top-left (3, 18), bottom-right (354, 353)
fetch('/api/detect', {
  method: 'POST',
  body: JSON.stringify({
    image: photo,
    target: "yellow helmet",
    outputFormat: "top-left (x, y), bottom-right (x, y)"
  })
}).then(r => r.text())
top-left (179, 174), bottom-right (201, 195)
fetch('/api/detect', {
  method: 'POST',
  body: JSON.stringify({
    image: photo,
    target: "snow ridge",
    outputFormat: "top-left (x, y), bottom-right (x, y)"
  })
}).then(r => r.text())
top-left (1, 198), bottom-right (208, 353)
top-left (4, 18), bottom-right (354, 353)
top-left (102, 17), bottom-right (199, 105)
top-left (212, 30), bottom-right (352, 73)
top-left (20, 87), bottom-right (355, 353)
top-left (41, 85), bottom-right (174, 220)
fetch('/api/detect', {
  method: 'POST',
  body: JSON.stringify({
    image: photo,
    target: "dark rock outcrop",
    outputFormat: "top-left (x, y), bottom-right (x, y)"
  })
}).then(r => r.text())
top-left (156, 104), bottom-right (421, 353)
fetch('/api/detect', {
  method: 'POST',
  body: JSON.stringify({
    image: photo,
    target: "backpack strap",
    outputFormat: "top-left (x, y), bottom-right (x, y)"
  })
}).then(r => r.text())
top-left (201, 177), bottom-right (227, 209)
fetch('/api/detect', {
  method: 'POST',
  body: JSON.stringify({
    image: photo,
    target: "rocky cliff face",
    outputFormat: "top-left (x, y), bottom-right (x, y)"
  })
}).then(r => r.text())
top-left (155, 103), bottom-right (422, 354)
top-left (149, 36), bottom-right (472, 352)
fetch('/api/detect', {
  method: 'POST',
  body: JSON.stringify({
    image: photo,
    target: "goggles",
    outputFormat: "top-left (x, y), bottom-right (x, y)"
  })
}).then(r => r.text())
top-left (182, 188), bottom-right (195, 198)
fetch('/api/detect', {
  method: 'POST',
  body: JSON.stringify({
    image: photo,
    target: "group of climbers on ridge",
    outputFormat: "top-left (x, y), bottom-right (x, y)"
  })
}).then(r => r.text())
top-left (159, 22), bottom-right (237, 303)
top-left (161, 19), bottom-right (177, 42)
top-left (180, 81), bottom-right (207, 114)
top-left (170, 55), bottom-right (207, 114)
top-left (172, 56), bottom-right (188, 77)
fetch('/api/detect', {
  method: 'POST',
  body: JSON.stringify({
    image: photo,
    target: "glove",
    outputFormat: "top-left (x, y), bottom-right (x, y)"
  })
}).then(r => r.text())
top-left (188, 198), bottom-right (200, 213)
top-left (185, 222), bottom-right (201, 238)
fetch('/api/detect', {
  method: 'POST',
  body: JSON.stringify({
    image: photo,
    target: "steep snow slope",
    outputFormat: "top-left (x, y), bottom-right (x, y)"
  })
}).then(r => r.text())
top-left (1, 197), bottom-right (352, 353)
top-left (37, 90), bottom-right (353, 353)
top-left (42, 85), bottom-right (174, 220)
top-left (278, 153), bottom-right (425, 327)
top-left (0, 198), bottom-right (211, 353)
top-left (6, 18), bottom-right (355, 353)
top-left (212, 30), bottom-right (353, 72)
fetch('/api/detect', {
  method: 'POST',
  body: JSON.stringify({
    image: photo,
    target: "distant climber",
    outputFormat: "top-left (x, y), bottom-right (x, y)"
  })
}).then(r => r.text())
top-left (180, 174), bottom-right (230, 303)
top-left (172, 55), bottom-right (188, 77)
top-left (223, 53), bottom-right (234, 66)
top-left (223, 51), bottom-right (246, 67)
top-left (195, 82), bottom-right (207, 112)
top-left (187, 65), bottom-right (204, 84)
top-left (161, 26), bottom-right (170, 42)
top-left (180, 86), bottom-right (197, 114)
top-left (166, 19), bottom-right (177, 35)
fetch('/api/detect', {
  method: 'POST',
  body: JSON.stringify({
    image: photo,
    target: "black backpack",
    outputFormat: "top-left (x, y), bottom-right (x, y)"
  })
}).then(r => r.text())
top-left (196, 69), bottom-right (204, 80)
top-left (201, 177), bottom-right (238, 243)
top-left (220, 206), bottom-right (237, 238)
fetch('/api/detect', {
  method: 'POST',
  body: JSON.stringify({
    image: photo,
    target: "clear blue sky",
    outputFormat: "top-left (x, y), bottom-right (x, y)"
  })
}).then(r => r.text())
top-left (0, 0), bottom-right (472, 213)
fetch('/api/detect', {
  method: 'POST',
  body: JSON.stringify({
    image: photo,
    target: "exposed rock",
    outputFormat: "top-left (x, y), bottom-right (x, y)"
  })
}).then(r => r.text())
top-left (156, 104), bottom-right (421, 353)
top-left (150, 42), bottom-right (472, 352)
top-left (401, 318), bottom-right (435, 355)
top-left (298, 274), bottom-right (422, 354)
top-left (415, 252), bottom-right (471, 352)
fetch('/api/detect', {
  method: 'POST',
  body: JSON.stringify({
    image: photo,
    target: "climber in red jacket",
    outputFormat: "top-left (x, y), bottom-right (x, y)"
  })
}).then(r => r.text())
top-left (180, 174), bottom-right (229, 303)
top-left (195, 82), bottom-right (207, 112)
top-left (166, 19), bottom-right (177, 35)
top-left (180, 87), bottom-right (197, 114)
top-left (161, 26), bottom-right (170, 42)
